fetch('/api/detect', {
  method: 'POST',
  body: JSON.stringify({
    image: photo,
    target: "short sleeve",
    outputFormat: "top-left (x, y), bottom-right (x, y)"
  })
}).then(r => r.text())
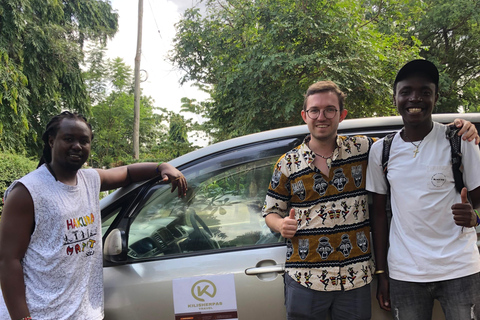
top-left (366, 138), bottom-right (388, 195)
top-left (461, 140), bottom-right (480, 191)
top-left (262, 157), bottom-right (291, 218)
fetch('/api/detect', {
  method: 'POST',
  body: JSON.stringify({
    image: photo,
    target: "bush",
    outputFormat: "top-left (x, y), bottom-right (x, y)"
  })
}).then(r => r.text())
top-left (0, 153), bottom-right (37, 216)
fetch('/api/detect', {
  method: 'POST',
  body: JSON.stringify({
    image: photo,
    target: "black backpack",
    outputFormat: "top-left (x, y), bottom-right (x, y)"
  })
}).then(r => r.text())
top-left (381, 124), bottom-right (464, 193)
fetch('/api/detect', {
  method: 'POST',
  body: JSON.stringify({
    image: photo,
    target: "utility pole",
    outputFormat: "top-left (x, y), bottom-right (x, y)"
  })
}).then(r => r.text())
top-left (133, 0), bottom-right (143, 159)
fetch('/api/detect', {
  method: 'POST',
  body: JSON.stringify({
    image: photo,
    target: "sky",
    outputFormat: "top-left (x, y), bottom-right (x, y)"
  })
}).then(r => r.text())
top-left (105, 0), bottom-right (208, 118)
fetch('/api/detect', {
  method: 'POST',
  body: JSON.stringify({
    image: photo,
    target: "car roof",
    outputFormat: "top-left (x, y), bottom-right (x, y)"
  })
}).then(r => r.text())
top-left (101, 113), bottom-right (480, 209)
top-left (169, 113), bottom-right (480, 168)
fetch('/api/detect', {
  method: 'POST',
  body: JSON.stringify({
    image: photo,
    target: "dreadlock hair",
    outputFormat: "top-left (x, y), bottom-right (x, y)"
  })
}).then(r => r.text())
top-left (37, 111), bottom-right (94, 168)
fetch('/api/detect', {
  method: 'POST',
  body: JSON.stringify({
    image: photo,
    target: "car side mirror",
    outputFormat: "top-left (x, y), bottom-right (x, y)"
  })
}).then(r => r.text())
top-left (104, 228), bottom-right (128, 263)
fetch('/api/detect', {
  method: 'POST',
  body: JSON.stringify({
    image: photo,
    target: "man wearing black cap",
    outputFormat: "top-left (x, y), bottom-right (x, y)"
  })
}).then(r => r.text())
top-left (263, 76), bottom-right (478, 320)
top-left (366, 60), bottom-right (480, 319)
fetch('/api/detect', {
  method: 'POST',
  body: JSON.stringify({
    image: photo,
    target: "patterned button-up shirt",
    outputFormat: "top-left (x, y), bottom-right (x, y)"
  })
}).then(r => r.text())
top-left (262, 135), bottom-right (376, 291)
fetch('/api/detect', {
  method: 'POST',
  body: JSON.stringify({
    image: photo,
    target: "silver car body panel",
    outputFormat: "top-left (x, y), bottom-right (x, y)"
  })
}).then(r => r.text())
top-left (102, 114), bottom-right (480, 320)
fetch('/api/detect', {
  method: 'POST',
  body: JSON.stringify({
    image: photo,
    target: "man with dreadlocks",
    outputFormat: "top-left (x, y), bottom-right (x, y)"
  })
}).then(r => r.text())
top-left (0, 111), bottom-right (188, 320)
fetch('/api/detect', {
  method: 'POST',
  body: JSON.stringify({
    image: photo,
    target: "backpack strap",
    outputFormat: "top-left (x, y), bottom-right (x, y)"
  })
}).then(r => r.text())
top-left (381, 132), bottom-right (396, 191)
top-left (381, 132), bottom-right (396, 219)
top-left (446, 124), bottom-right (464, 193)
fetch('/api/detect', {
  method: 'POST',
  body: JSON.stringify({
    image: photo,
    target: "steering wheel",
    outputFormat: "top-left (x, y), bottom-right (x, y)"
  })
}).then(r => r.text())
top-left (186, 209), bottom-right (219, 250)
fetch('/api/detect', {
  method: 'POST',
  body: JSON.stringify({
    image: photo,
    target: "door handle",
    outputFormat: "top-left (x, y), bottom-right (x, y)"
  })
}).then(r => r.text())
top-left (245, 264), bottom-right (284, 275)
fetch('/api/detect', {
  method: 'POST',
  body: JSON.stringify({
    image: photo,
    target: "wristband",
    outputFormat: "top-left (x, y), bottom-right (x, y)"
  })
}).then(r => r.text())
top-left (374, 270), bottom-right (386, 275)
top-left (155, 162), bottom-right (163, 175)
top-left (475, 209), bottom-right (480, 227)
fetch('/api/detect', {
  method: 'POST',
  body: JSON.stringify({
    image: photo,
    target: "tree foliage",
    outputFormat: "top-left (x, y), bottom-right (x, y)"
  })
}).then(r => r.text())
top-left (179, 97), bottom-right (217, 143)
top-left (167, 113), bottom-right (194, 158)
top-left (169, 0), bottom-right (421, 141)
top-left (83, 46), bottom-right (196, 167)
top-left (0, 0), bottom-right (118, 156)
top-left (83, 50), bottom-right (162, 167)
top-left (89, 92), bottom-right (166, 167)
top-left (403, 0), bottom-right (480, 113)
top-left (0, 152), bottom-right (36, 215)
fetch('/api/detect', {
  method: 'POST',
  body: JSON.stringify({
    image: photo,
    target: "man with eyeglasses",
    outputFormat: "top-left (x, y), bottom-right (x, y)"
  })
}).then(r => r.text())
top-left (262, 80), bottom-right (478, 320)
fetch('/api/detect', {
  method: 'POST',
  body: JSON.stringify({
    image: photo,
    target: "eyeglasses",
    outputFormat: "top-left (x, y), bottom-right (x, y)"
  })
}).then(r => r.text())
top-left (305, 107), bottom-right (338, 120)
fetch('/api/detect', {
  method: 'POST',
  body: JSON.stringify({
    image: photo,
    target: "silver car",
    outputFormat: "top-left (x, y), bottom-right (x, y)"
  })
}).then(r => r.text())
top-left (102, 114), bottom-right (480, 320)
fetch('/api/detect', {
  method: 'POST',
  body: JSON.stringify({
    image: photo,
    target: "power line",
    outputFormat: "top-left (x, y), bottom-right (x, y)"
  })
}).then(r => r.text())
top-left (147, 0), bottom-right (162, 39)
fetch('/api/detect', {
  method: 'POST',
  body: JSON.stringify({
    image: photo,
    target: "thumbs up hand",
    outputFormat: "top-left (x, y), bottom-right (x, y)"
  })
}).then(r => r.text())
top-left (280, 208), bottom-right (298, 239)
top-left (452, 188), bottom-right (477, 227)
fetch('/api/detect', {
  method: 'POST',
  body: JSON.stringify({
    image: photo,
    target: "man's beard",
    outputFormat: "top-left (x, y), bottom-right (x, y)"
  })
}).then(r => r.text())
top-left (63, 157), bottom-right (87, 171)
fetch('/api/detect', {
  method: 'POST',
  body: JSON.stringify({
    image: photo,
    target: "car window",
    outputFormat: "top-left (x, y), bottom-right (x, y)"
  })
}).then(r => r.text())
top-left (102, 208), bottom-right (121, 237)
top-left (126, 155), bottom-right (283, 260)
top-left (101, 191), bottom-right (138, 237)
top-left (121, 135), bottom-right (306, 261)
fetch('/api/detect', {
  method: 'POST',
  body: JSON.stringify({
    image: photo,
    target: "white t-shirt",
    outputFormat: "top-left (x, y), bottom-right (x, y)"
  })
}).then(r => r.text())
top-left (366, 121), bottom-right (480, 282)
top-left (0, 165), bottom-right (103, 320)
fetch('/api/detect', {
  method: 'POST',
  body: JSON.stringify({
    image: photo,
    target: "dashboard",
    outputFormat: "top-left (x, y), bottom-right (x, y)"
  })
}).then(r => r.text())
top-left (127, 217), bottom-right (191, 259)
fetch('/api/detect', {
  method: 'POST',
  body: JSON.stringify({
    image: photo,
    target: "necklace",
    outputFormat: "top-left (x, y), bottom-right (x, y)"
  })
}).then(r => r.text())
top-left (314, 150), bottom-right (334, 160)
top-left (403, 130), bottom-right (424, 158)
top-left (314, 150), bottom-right (335, 167)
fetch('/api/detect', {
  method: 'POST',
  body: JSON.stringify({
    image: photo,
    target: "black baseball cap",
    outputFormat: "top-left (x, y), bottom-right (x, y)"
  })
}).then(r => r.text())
top-left (394, 59), bottom-right (439, 90)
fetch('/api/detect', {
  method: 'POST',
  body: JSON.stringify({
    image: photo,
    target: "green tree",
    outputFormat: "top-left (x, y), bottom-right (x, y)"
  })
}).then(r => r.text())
top-left (179, 97), bottom-right (217, 143)
top-left (403, 0), bottom-right (480, 113)
top-left (169, 0), bottom-right (420, 141)
top-left (0, 49), bottom-right (29, 153)
top-left (167, 113), bottom-right (195, 157)
top-left (0, 0), bottom-right (118, 156)
top-left (463, 82), bottom-right (480, 113)
top-left (83, 42), bottom-right (199, 166)
top-left (84, 53), bottom-right (167, 167)
top-left (0, 152), bottom-right (36, 216)
top-left (144, 110), bottom-right (197, 161)
top-left (83, 43), bottom-right (109, 105)
top-left (90, 92), bottom-right (165, 167)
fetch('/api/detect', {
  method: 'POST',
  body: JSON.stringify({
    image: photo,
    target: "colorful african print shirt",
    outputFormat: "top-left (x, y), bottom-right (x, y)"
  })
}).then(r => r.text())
top-left (263, 135), bottom-right (375, 291)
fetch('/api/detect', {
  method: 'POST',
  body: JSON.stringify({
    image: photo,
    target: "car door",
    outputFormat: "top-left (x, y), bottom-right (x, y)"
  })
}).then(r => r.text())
top-left (102, 136), bottom-right (304, 320)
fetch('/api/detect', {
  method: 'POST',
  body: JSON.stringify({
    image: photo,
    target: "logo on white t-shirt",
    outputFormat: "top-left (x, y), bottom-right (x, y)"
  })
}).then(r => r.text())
top-left (431, 173), bottom-right (447, 187)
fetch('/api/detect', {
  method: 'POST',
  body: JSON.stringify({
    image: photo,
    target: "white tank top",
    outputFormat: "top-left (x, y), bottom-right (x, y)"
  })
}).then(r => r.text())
top-left (0, 165), bottom-right (103, 320)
